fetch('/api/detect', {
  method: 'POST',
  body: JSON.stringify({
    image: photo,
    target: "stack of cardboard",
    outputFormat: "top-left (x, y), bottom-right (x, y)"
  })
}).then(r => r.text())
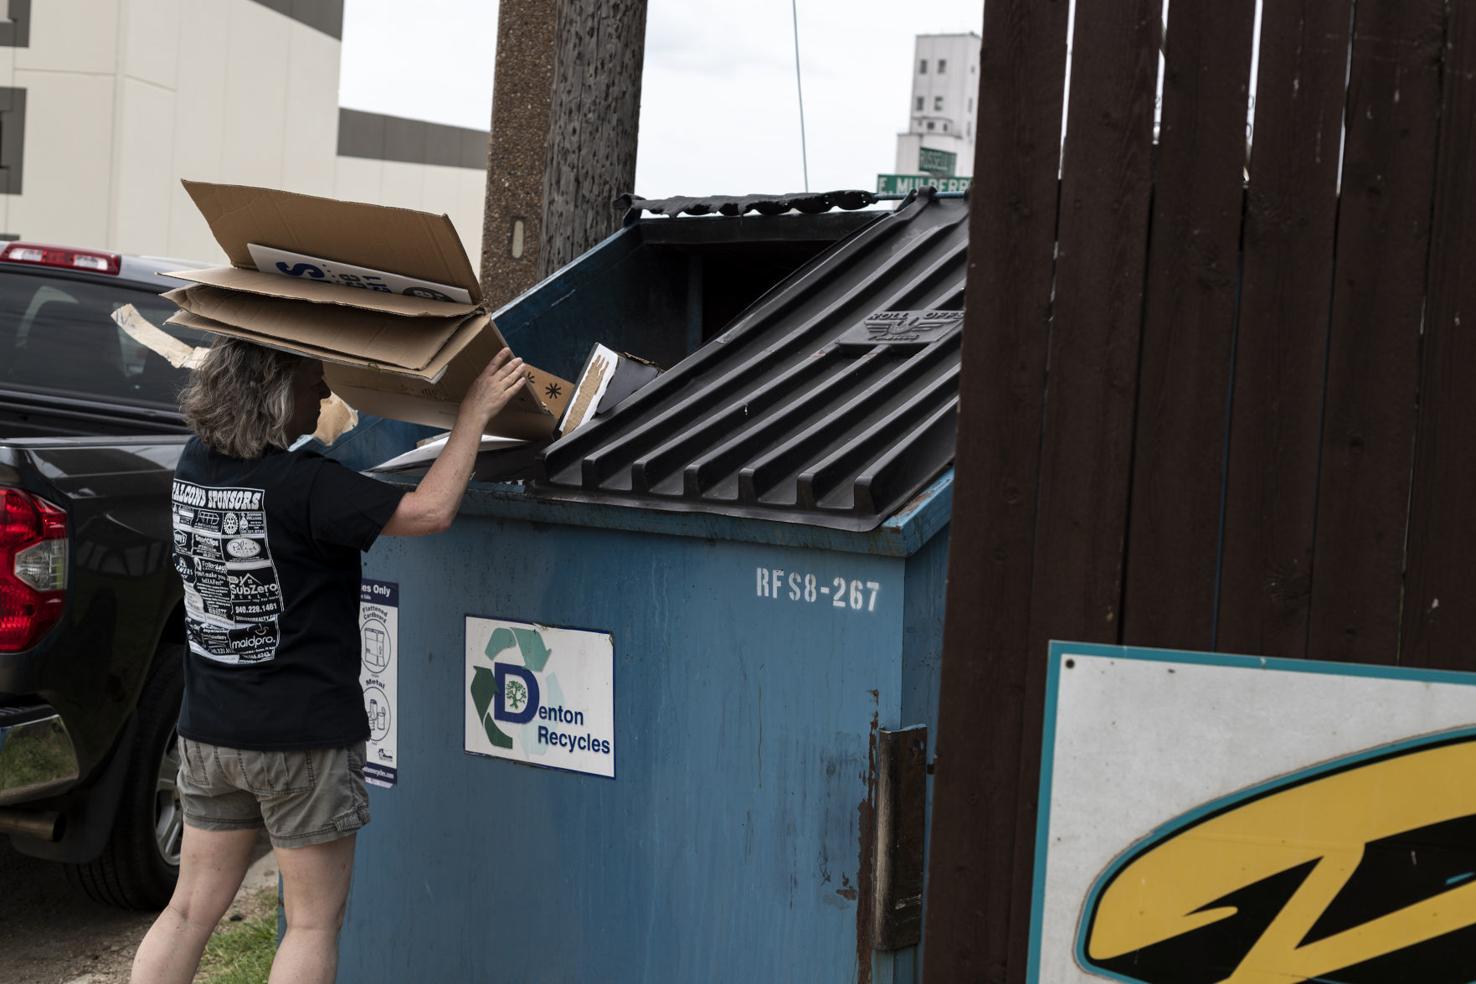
top-left (164, 181), bottom-right (571, 439)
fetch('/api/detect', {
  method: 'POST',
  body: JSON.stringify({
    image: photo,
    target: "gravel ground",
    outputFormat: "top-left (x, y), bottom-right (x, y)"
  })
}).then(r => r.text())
top-left (0, 831), bottom-right (276, 984)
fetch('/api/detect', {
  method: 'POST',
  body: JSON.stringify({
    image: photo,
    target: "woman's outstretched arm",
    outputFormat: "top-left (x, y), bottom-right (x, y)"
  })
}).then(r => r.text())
top-left (381, 349), bottom-right (526, 537)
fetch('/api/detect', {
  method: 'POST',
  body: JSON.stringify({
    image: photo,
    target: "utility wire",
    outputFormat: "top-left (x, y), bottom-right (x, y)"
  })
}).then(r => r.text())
top-left (790, 0), bottom-right (810, 192)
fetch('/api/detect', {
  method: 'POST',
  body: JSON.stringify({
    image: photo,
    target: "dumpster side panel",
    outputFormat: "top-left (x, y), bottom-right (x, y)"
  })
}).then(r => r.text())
top-left (490, 226), bottom-right (689, 380)
top-left (902, 529), bottom-right (950, 743)
top-left (881, 528), bottom-right (951, 982)
top-left (340, 520), bottom-right (909, 984)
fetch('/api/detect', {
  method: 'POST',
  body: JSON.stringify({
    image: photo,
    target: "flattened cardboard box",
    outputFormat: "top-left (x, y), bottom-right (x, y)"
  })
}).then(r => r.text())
top-left (165, 180), bottom-right (570, 437)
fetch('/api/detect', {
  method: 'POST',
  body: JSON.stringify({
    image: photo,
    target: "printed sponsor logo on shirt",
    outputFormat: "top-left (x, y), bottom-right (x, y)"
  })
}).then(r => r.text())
top-left (170, 479), bottom-right (284, 666)
top-left (226, 537), bottom-right (262, 559)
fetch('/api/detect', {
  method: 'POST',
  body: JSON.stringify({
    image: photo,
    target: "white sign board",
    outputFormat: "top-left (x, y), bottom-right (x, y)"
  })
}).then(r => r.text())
top-left (358, 580), bottom-right (399, 788)
top-left (465, 617), bottom-right (615, 779)
top-left (247, 243), bottom-right (473, 304)
top-left (1030, 642), bottom-right (1476, 983)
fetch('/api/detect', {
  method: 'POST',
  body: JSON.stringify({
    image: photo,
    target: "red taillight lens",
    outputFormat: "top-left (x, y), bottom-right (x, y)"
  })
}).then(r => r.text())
top-left (0, 242), bottom-right (121, 275)
top-left (0, 489), bottom-right (67, 652)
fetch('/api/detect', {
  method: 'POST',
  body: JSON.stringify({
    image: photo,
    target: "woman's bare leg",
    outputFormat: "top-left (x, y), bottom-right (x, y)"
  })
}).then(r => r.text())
top-left (270, 832), bottom-right (357, 984)
top-left (131, 824), bottom-right (259, 983)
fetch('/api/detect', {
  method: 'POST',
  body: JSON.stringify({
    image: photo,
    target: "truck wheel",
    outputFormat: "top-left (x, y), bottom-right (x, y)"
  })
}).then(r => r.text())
top-left (66, 643), bottom-right (184, 909)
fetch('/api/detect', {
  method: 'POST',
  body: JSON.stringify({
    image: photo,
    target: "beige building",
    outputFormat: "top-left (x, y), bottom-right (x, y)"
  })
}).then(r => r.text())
top-left (0, 0), bottom-right (489, 265)
top-left (894, 33), bottom-right (980, 178)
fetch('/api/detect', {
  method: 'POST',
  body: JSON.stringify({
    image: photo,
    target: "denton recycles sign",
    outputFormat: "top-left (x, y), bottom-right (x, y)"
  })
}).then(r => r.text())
top-left (464, 617), bottom-right (615, 779)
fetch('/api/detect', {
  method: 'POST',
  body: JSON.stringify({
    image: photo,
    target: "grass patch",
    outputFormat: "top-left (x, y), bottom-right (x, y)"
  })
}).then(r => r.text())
top-left (0, 723), bottom-right (76, 790)
top-left (197, 886), bottom-right (278, 984)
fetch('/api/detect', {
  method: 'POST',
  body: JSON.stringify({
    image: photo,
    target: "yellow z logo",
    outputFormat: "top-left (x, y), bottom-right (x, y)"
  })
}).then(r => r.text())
top-left (1080, 730), bottom-right (1476, 982)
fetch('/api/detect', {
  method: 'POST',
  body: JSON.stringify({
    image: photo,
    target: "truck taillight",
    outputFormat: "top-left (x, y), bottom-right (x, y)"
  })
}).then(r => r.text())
top-left (0, 488), bottom-right (67, 652)
top-left (0, 242), bottom-right (122, 275)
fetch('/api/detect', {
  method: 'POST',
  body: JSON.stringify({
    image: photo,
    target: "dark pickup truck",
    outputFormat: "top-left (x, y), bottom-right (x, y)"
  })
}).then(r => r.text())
top-left (0, 243), bottom-right (203, 909)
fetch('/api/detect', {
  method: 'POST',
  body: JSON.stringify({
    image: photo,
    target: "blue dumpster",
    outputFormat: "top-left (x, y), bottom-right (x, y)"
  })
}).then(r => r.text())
top-left (335, 190), bottom-right (965, 984)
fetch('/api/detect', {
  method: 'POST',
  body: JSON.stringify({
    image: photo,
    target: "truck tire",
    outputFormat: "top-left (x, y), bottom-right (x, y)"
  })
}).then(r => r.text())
top-left (66, 643), bottom-right (184, 909)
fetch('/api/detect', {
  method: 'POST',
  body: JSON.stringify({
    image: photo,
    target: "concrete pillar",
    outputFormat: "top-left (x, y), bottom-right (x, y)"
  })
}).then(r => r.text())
top-left (480, 0), bottom-right (559, 311)
top-left (480, 0), bottom-right (648, 312)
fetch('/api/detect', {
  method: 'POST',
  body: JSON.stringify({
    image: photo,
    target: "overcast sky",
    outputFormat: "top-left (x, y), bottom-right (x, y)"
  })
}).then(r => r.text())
top-left (339, 0), bottom-right (986, 198)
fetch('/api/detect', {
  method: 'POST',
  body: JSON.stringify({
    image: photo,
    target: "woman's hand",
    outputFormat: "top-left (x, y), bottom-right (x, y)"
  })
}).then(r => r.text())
top-left (383, 348), bottom-right (527, 537)
top-left (460, 349), bottom-right (527, 427)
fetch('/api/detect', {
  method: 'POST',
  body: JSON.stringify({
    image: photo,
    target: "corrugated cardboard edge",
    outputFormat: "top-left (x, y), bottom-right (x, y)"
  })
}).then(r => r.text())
top-left (181, 179), bottom-right (481, 304)
top-left (112, 304), bottom-right (359, 444)
top-left (319, 319), bottom-right (562, 421)
top-left (164, 284), bottom-right (468, 374)
top-left (168, 306), bottom-right (570, 434)
top-left (164, 309), bottom-right (481, 385)
top-left (163, 266), bottom-right (476, 319)
top-left (325, 375), bottom-right (559, 439)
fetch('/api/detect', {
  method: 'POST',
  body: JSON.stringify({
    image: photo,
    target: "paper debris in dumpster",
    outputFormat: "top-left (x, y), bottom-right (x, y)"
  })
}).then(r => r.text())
top-left (162, 180), bottom-right (573, 439)
top-left (372, 432), bottom-right (542, 483)
top-left (558, 343), bottom-right (662, 435)
top-left (370, 433), bottom-right (525, 472)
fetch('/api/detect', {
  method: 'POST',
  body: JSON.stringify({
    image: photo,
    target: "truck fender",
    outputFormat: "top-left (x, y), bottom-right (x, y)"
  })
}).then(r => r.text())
top-left (9, 714), bottom-right (139, 863)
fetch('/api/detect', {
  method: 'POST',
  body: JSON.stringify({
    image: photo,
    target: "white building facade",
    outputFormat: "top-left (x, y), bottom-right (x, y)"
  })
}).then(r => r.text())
top-left (0, 0), bottom-right (489, 265)
top-left (894, 33), bottom-right (980, 179)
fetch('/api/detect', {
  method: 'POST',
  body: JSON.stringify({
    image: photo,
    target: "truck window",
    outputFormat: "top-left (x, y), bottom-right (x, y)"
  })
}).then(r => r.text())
top-left (0, 272), bottom-right (206, 408)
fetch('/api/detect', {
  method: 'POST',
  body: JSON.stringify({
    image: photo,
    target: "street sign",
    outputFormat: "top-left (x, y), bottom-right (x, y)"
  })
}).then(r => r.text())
top-left (918, 146), bottom-right (957, 176)
top-left (875, 173), bottom-right (972, 196)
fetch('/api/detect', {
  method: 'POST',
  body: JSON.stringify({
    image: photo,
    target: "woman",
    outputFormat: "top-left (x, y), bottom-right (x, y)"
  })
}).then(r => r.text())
top-left (131, 339), bottom-right (526, 984)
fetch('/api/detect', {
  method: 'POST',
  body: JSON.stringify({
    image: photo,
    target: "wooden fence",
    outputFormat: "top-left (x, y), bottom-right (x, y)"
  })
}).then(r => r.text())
top-left (924, 0), bottom-right (1476, 979)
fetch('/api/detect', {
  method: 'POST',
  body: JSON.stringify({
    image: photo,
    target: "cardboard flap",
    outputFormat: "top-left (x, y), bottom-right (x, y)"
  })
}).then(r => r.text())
top-left (327, 372), bottom-right (560, 439)
top-left (165, 285), bottom-right (468, 372)
top-left (164, 308), bottom-right (486, 385)
top-left (164, 266), bottom-right (476, 318)
top-left (325, 321), bottom-right (570, 438)
top-left (182, 179), bottom-right (482, 303)
top-left (166, 309), bottom-right (370, 367)
top-left (322, 319), bottom-right (558, 417)
top-left (111, 303), bottom-right (208, 369)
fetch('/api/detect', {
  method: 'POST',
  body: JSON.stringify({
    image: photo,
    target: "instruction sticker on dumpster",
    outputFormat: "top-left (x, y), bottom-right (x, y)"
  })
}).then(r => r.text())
top-left (359, 580), bottom-right (398, 788)
top-left (464, 617), bottom-right (615, 779)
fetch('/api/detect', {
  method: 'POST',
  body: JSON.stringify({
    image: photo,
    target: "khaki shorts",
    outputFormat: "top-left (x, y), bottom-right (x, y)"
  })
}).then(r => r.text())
top-left (177, 737), bottom-right (370, 849)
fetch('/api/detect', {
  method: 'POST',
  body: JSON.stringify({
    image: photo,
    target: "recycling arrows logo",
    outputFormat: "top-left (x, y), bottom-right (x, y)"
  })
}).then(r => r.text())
top-left (470, 626), bottom-right (552, 750)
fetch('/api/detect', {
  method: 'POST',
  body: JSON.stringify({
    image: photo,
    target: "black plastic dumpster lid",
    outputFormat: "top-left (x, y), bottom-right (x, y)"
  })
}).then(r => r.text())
top-left (537, 189), bottom-right (965, 532)
top-left (617, 190), bottom-right (881, 223)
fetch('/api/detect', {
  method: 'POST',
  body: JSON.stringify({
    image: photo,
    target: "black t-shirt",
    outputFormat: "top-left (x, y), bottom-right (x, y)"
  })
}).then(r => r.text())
top-left (169, 438), bottom-right (406, 750)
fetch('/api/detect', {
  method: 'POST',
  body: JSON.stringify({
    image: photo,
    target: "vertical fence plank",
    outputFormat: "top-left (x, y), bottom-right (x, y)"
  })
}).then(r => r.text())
top-left (1401, 5), bottom-right (1476, 671)
top-left (1307, 0), bottom-right (1444, 665)
top-left (920, 2), bottom-right (1068, 981)
top-left (1030, 0), bottom-right (1159, 652)
top-left (1216, 0), bottom-right (1354, 659)
top-left (1012, 0), bottom-right (1161, 972)
top-left (1122, 0), bottom-right (1258, 650)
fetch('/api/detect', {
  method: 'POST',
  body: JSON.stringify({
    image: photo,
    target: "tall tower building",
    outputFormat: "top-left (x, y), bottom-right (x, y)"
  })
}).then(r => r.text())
top-left (894, 33), bottom-right (980, 179)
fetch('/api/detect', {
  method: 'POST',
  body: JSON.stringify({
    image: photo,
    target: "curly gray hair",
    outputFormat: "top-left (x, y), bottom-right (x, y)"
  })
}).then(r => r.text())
top-left (179, 338), bottom-right (304, 458)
